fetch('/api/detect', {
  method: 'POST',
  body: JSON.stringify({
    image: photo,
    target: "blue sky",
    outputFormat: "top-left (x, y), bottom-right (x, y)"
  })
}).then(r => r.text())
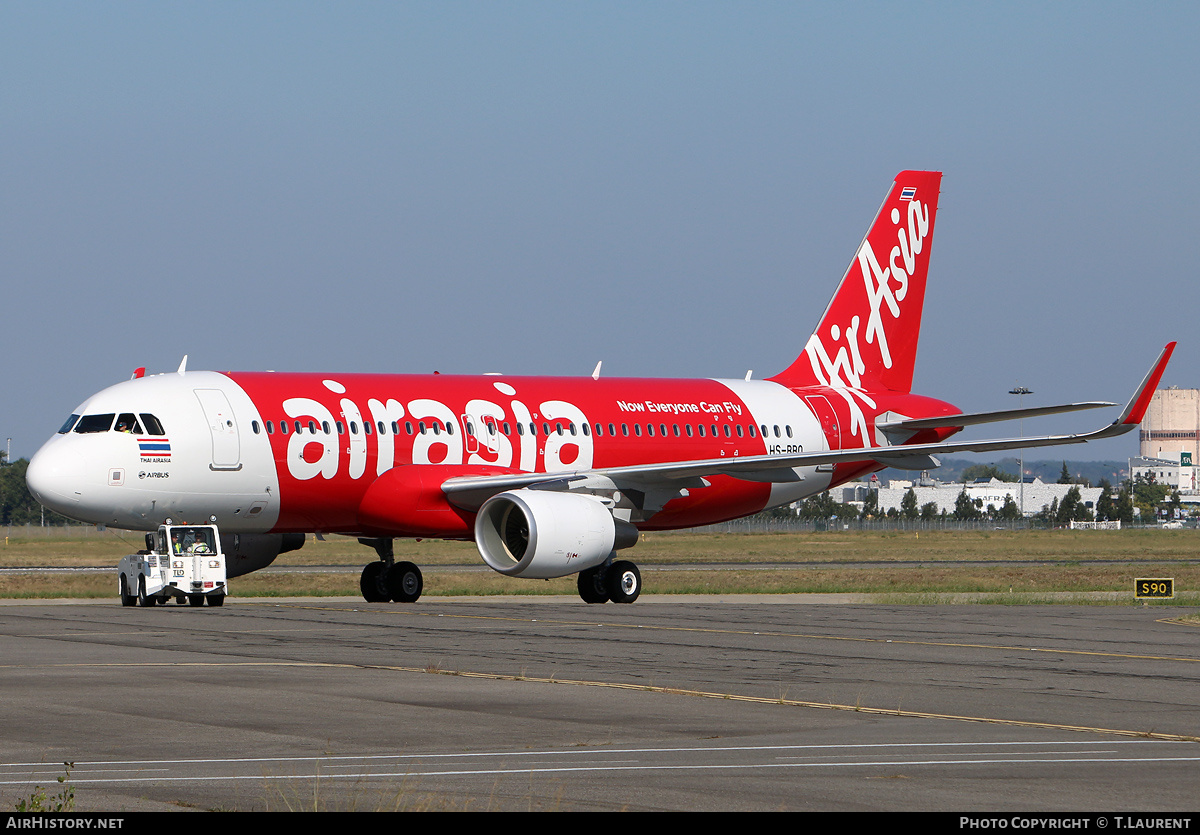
top-left (3, 2), bottom-right (1197, 461)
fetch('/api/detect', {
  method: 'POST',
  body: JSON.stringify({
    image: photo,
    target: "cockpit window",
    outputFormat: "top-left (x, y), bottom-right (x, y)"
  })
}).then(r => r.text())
top-left (74, 414), bottom-right (115, 434)
top-left (58, 414), bottom-right (80, 434)
top-left (115, 413), bottom-right (143, 434)
top-left (139, 413), bottom-right (166, 436)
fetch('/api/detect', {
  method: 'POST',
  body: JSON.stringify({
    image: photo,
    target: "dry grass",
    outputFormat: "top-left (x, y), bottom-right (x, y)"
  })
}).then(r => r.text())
top-left (2, 527), bottom-right (1198, 601)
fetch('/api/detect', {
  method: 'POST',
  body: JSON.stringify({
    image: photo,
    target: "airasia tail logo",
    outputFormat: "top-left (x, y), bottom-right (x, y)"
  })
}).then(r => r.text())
top-left (804, 193), bottom-right (930, 390)
top-left (801, 190), bottom-right (930, 444)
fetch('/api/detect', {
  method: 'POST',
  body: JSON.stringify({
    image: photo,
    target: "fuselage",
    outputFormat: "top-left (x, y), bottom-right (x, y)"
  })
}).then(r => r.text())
top-left (26, 368), bottom-right (960, 536)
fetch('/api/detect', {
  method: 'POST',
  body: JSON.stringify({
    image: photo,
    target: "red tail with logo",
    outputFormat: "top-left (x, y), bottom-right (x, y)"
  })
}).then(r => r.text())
top-left (770, 170), bottom-right (942, 394)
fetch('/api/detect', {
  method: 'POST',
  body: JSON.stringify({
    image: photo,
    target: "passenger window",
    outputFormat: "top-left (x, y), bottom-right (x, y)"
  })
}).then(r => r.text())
top-left (74, 414), bottom-right (115, 434)
top-left (266, 421), bottom-right (274, 434)
top-left (336, 421), bottom-right (345, 435)
top-left (252, 421), bottom-right (261, 434)
top-left (723, 424), bottom-right (732, 438)
top-left (736, 424), bottom-right (744, 438)
top-left (280, 421), bottom-right (289, 435)
top-left (786, 425), bottom-right (793, 438)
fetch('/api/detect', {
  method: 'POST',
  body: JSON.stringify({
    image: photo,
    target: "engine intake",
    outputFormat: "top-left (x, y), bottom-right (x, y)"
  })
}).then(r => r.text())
top-left (475, 490), bottom-right (637, 579)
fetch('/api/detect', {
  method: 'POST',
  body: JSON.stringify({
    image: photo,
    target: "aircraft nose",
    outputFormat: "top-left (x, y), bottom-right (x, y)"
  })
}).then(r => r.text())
top-left (25, 441), bottom-right (83, 514)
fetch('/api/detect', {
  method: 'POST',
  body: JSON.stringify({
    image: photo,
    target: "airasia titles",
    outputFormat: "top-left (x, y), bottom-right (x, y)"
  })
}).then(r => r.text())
top-left (279, 379), bottom-right (593, 482)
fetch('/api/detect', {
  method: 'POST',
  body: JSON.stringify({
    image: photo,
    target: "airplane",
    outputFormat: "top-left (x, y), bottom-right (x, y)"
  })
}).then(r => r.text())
top-left (25, 170), bottom-right (1175, 605)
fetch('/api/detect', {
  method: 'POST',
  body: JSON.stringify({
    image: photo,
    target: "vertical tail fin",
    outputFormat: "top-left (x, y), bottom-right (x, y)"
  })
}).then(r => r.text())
top-left (769, 170), bottom-right (942, 394)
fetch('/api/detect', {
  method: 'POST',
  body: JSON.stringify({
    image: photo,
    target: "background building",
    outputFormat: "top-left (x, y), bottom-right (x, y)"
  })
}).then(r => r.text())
top-left (1140, 387), bottom-right (1200, 461)
top-left (841, 478), bottom-right (1101, 518)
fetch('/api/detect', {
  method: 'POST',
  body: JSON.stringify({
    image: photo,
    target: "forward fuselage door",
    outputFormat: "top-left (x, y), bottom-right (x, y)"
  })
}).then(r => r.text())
top-left (194, 388), bottom-right (242, 470)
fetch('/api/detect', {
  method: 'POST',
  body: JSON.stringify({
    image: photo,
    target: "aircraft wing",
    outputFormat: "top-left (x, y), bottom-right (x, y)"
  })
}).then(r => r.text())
top-left (441, 343), bottom-right (1174, 510)
top-left (876, 401), bottom-right (1116, 432)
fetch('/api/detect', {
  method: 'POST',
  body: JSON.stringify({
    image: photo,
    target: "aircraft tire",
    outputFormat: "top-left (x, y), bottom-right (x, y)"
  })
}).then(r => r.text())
top-left (577, 566), bottom-right (609, 604)
top-left (119, 575), bottom-right (136, 607)
top-left (385, 561), bottom-right (423, 603)
top-left (359, 561), bottom-right (389, 603)
top-left (605, 561), bottom-right (641, 604)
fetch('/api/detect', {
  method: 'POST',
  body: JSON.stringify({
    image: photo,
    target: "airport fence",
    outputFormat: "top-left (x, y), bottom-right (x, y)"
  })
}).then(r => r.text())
top-left (690, 517), bottom-right (1037, 534)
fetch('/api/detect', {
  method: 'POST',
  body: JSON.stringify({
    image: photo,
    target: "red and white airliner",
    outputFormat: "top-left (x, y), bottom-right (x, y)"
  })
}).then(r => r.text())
top-left (26, 171), bottom-right (1174, 604)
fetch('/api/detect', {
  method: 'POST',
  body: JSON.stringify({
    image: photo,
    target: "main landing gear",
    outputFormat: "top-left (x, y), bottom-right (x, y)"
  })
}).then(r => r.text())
top-left (358, 537), bottom-right (423, 603)
top-left (576, 559), bottom-right (642, 604)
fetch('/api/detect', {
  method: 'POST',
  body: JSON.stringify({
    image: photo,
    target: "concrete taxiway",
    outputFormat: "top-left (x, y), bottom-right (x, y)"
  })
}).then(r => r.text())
top-left (0, 596), bottom-right (1197, 811)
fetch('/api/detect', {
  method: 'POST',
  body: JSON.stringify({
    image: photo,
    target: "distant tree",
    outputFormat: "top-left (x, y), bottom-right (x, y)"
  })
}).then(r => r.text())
top-left (1095, 479), bottom-right (1115, 521)
top-left (859, 489), bottom-right (879, 520)
top-left (953, 489), bottom-right (980, 521)
top-left (1114, 481), bottom-right (1135, 525)
top-left (1132, 473), bottom-right (1172, 521)
top-left (794, 491), bottom-right (858, 520)
top-left (1058, 461), bottom-right (1072, 484)
top-left (996, 495), bottom-right (1022, 521)
top-left (900, 488), bottom-right (919, 520)
top-left (962, 464), bottom-right (1018, 483)
top-left (920, 501), bottom-right (939, 521)
top-left (1055, 485), bottom-right (1092, 525)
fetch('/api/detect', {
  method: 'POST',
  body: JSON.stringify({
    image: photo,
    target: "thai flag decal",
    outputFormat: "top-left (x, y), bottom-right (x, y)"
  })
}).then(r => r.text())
top-left (138, 438), bottom-right (171, 458)
top-left (900, 186), bottom-right (917, 201)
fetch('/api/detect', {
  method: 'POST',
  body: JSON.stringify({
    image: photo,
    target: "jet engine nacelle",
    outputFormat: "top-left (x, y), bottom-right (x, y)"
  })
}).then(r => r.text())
top-left (475, 489), bottom-right (638, 579)
top-left (220, 532), bottom-right (306, 578)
